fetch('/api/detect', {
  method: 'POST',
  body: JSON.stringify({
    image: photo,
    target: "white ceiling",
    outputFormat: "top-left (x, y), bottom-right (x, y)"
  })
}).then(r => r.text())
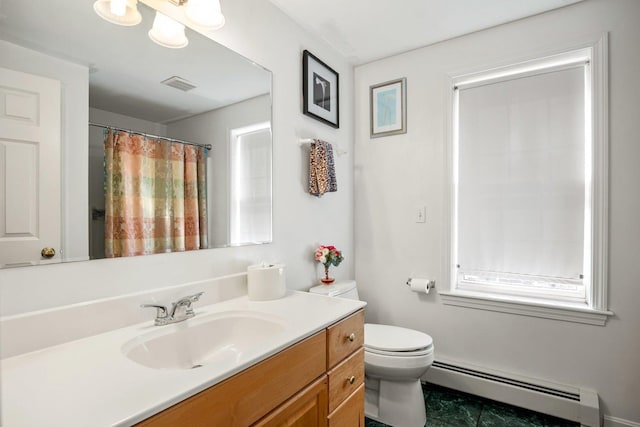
top-left (270, 0), bottom-right (584, 64)
top-left (0, 0), bottom-right (585, 122)
top-left (0, 0), bottom-right (270, 124)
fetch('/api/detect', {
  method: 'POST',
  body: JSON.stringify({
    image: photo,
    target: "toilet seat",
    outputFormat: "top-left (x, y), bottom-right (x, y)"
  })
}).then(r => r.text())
top-left (364, 324), bottom-right (433, 356)
top-left (364, 326), bottom-right (435, 381)
top-left (365, 346), bottom-right (433, 357)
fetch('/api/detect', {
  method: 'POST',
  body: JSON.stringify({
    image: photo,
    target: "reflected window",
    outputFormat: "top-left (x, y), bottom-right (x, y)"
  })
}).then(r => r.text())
top-left (229, 122), bottom-right (272, 245)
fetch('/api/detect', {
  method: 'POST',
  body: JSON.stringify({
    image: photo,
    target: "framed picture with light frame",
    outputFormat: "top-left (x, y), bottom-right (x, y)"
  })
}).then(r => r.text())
top-left (302, 50), bottom-right (339, 128)
top-left (370, 77), bottom-right (407, 138)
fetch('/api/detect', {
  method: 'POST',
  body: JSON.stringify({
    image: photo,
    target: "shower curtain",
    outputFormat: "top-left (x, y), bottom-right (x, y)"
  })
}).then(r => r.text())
top-left (104, 129), bottom-right (208, 258)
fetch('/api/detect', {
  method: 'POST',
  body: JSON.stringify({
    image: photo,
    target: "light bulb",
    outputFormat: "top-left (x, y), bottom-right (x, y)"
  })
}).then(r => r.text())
top-left (93, 0), bottom-right (141, 26)
top-left (109, 0), bottom-right (127, 16)
top-left (185, 0), bottom-right (225, 30)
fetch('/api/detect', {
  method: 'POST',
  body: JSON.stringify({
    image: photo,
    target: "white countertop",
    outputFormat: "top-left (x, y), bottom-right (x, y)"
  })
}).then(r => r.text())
top-left (0, 291), bottom-right (365, 426)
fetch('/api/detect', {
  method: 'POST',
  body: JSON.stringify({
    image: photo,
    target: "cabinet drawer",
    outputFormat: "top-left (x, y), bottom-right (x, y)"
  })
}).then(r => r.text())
top-left (326, 310), bottom-right (364, 369)
top-left (137, 331), bottom-right (326, 427)
top-left (327, 348), bottom-right (364, 413)
top-left (327, 383), bottom-right (365, 427)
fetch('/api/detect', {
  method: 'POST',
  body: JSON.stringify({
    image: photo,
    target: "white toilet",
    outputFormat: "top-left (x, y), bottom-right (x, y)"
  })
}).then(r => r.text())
top-left (309, 280), bottom-right (434, 427)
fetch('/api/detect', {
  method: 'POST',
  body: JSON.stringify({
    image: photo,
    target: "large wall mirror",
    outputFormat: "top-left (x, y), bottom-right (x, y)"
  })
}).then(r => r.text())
top-left (0, 0), bottom-right (272, 268)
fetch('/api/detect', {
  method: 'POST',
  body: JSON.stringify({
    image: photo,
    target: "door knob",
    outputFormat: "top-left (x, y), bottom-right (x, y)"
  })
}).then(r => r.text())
top-left (41, 247), bottom-right (55, 259)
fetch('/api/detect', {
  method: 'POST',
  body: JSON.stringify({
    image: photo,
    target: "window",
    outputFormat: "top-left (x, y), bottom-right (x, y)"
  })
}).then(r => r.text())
top-left (443, 36), bottom-right (610, 325)
top-left (229, 122), bottom-right (272, 246)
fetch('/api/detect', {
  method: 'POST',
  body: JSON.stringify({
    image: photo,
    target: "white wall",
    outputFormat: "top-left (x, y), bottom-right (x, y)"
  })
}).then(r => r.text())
top-left (0, 0), bottom-right (354, 315)
top-left (0, 41), bottom-right (89, 264)
top-left (89, 107), bottom-right (168, 136)
top-left (354, 0), bottom-right (639, 423)
top-left (166, 94), bottom-right (271, 247)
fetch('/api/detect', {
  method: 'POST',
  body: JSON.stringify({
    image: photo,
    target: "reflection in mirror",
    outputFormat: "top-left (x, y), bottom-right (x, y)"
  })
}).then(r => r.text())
top-left (0, 0), bottom-right (272, 267)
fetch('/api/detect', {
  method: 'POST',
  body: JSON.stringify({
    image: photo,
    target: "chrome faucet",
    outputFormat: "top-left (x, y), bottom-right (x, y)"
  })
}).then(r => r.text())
top-left (141, 292), bottom-right (204, 326)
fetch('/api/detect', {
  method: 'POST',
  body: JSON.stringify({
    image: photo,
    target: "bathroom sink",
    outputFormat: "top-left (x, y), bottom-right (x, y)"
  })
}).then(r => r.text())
top-left (123, 310), bottom-right (287, 370)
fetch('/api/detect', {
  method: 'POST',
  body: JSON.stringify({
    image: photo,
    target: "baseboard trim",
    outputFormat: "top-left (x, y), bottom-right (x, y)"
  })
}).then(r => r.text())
top-left (604, 415), bottom-right (640, 427)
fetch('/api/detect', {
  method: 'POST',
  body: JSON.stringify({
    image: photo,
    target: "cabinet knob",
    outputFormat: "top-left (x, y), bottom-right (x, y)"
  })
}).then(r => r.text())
top-left (347, 376), bottom-right (356, 385)
top-left (347, 333), bottom-right (355, 342)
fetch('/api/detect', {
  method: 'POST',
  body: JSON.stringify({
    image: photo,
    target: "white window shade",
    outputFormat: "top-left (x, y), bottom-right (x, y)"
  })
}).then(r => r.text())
top-left (230, 124), bottom-right (272, 245)
top-left (457, 66), bottom-right (586, 291)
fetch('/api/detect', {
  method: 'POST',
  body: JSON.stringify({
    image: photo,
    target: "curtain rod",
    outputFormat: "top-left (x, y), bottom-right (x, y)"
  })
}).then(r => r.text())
top-left (89, 122), bottom-right (212, 151)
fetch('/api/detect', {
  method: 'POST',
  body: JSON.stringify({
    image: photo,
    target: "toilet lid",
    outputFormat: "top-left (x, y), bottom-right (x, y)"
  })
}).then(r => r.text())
top-left (364, 323), bottom-right (433, 353)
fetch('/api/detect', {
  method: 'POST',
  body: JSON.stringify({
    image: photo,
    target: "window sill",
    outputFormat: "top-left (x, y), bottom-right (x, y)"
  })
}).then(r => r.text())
top-left (439, 291), bottom-right (613, 326)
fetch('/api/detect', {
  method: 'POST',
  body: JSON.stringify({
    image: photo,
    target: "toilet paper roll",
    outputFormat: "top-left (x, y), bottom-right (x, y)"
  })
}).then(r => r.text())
top-left (409, 278), bottom-right (432, 294)
top-left (247, 263), bottom-right (287, 301)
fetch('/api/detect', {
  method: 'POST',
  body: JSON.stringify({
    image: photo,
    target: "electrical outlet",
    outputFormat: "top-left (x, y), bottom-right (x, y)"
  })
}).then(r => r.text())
top-left (416, 205), bottom-right (426, 223)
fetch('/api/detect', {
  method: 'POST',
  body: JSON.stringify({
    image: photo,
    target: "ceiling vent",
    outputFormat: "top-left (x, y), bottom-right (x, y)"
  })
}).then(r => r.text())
top-left (161, 76), bottom-right (197, 92)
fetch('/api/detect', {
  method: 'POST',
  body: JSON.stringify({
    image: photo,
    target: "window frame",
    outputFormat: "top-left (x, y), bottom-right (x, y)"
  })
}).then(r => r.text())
top-left (441, 34), bottom-right (612, 325)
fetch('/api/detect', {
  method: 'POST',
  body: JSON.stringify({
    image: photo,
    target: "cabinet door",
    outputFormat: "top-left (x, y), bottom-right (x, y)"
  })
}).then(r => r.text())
top-left (328, 384), bottom-right (364, 427)
top-left (254, 376), bottom-right (328, 427)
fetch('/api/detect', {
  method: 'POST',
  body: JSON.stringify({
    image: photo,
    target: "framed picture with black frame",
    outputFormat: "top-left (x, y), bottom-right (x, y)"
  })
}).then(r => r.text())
top-left (302, 50), bottom-right (339, 128)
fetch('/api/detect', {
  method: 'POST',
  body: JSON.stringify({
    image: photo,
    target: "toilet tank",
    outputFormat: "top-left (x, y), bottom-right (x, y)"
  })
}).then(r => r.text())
top-left (309, 280), bottom-right (360, 300)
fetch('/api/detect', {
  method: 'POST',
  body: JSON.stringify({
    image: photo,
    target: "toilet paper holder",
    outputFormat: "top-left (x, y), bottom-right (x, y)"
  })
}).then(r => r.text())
top-left (405, 278), bottom-right (435, 291)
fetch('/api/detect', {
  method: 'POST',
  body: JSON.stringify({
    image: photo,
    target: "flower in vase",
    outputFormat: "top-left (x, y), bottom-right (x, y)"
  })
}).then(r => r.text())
top-left (315, 245), bottom-right (344, 283)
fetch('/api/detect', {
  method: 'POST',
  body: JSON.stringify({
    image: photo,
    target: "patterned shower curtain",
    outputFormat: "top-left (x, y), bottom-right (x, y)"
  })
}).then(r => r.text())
top-left (104, 129), bottom-right (208, 258)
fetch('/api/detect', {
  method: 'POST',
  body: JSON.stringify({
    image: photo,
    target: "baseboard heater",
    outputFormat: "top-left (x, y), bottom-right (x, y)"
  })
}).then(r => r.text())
top-left (425, 360), bottom-right (600, 427)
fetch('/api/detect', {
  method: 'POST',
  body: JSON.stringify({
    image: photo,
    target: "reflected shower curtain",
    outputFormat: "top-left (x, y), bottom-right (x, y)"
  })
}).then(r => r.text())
top-left (104, 130), bottom-right (208, 258)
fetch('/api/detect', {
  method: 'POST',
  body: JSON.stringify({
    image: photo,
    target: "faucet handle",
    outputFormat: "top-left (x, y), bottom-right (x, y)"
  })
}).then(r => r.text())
top-left (170, 291), bottom-right (204, 318)
top-left (190, 292), bottom-right (204, 302)
top-left (141, 304), bottom-right (169, 323)
top-left (187, 292), bottom-right (204, 315)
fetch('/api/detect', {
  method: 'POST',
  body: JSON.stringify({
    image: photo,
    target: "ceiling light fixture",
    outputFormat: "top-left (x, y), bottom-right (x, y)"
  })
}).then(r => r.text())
top-left (93, 0), bottom-right (142, 26)
top-left (93, 0), bottom-right (225, 49)
top-left (148, 11), bottom-right (189, 49)
top-left (184, 0), bottom-right (225, 30)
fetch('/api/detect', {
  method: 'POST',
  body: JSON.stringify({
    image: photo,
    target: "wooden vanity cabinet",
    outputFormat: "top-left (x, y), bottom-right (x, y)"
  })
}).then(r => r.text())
top-left (137, 309), bottom-right (364, 427)
top-left (136, 332), bottom-right (326, 427)
top-left (324, 310), bottom-right (365, 426)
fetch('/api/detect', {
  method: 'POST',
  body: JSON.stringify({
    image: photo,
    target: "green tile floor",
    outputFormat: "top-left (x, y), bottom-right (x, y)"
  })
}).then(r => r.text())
top-left (365, 383), bottom-right (579, 427)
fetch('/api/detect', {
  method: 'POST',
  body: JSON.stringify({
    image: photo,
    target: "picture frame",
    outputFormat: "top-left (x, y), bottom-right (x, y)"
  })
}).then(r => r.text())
top-left (302, 50), bottom-right (339, 128)
top-left (370, 77), bottom-right (407, 138)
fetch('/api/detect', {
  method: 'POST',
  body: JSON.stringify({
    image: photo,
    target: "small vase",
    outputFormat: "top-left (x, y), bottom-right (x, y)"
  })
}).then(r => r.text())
top-left (321, 266), bottom-right (335, 285)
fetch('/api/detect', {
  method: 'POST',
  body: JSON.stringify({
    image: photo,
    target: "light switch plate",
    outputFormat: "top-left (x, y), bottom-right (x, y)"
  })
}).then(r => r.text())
top-left (416, 205), bottom-right (426, 223)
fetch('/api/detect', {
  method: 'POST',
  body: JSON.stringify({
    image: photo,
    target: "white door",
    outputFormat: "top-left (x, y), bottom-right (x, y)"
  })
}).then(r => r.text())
top-left (0, 67), bottom-right (61, 267)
